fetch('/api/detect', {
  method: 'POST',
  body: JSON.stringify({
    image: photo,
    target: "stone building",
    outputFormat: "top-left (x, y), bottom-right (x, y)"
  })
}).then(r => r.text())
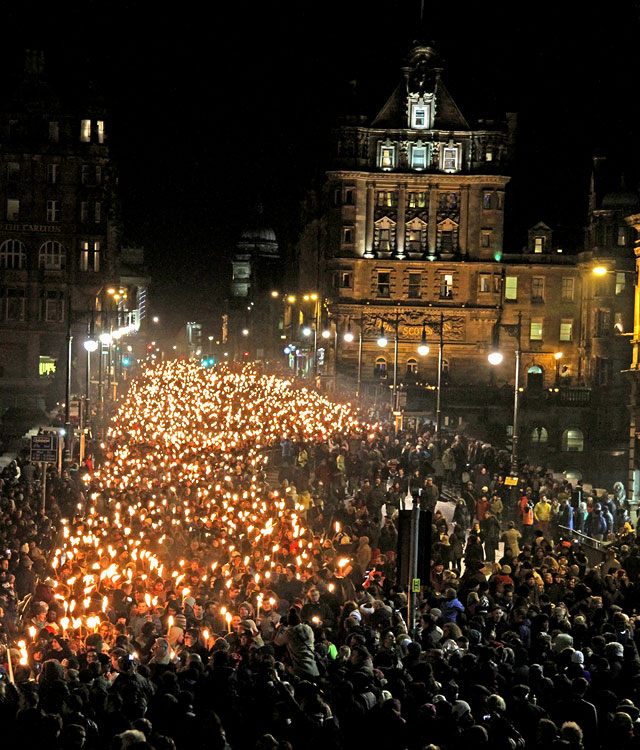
top-left (296, 44), bottom-right (637, 488)
top-left (0, 52), bottom-right (144, 415)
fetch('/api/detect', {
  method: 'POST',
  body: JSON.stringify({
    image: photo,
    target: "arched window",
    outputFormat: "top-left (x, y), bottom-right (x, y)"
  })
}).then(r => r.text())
top-left (531, 426), bottom-right (548, 443)
top-left (527, 365), bottom-right (544, 389)
top-left (0, 239), bottom-right (25, 269)
top-left (406, 358), bottom-right (418, 376)
top-left (374, 357), bottom-right (387, 376)
top-left (39, 241), bottom-right (65, 270)
top-left (562, 428), bottom-right (584, 452)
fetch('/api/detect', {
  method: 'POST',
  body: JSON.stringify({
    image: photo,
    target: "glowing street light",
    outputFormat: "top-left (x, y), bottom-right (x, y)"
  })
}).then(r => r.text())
top-left (417, 323), bottom-right (429, 356)
top-left (377, 320), bottom-right (388, 348)
top-left (84, 339), bottom-right (98, 353)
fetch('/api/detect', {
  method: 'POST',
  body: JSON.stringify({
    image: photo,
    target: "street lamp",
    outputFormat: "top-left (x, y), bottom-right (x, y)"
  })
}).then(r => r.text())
top-left (417, 323), bottom-right (429, 357)
top-left (554, 351), bottom-right (563, 385)
top-left (488, 312), bottom-right (522, 473)
top-left (241, 328), bottom-right (249, 336)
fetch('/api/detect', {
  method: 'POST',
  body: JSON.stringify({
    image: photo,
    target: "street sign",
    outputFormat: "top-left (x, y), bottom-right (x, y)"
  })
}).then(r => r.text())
top-left (504, 476), bottom-right (519, 486)
top-left (412, 578), bottom-right (421, 593)
top-left (30, 434), bottom-right (59, 463)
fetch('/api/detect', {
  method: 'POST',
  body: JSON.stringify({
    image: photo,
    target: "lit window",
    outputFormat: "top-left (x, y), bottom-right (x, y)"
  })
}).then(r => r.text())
top-left (485, 150), bottom-right (493, 162)
top-left (534, 236), bottom-right (545, 253)
top-left (411, 146), bottom-right (427, 170)
top-left (442, 146), bottom-right (460, 172)
top-left (376, 191), bottom-right (395, 207)
top-left (440, 273), bottom-right (453, 299)
top-left (408, 272), bottom-right (421, 299)
top-left (483, 192), bottom-right (493, 209)
top-left (561, 277), bottom-right (574, 301)
top-left (616, 272), bottom-right (627, 295)
top-left (79, 241), bottom-right (101, 272)
top-left (80, 119), bottom-right (91, 142)
top-left (411, 104), bottom-right (431, 128)
top-left (97, 120), bottom-right (105, 144)
top-left (39, 356), bottom-right (57, 376)
top-left (47, 164), bottom-right (58, 184)
top-left (374, 357), bottom-right (387, 375)
top-left (49, 121), bottom-right (59, 142)
top-left (377, 271), bottom-right (391, 298)
top-left (7, 199), bottom-right (19, 221)
top-left (560, 320), bottom-right (573, 342)
top-left (39, 241), bottom-right (65, 270)
top-left (479, 274), bottom-right (491, 293)
top-left (532, 277), bottom-right (544, 301)
top-left (408, 192), bottom-right (426, 208)
top-left (379, 144), bottom-right (396, 170)
top-left (530, 320), bottom-right (543, 341)
top-left (0, 239), bottom-right (25, 269)
top-left (505, 276), bottom-right (518, 300)
top-left (46, 200), bottom-right (59, 222)
top-left (562, 428), bottom-right (584, 452)
top-left (342, 226), bottom-right (354, 245)
top-left (531, 426), bottom-right (548, 443)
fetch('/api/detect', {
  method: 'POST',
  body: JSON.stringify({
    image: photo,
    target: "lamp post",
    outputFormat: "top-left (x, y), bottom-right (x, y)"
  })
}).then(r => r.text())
top-left (554, 351), bottom-right (563, 385)
top-left (83, 330), bottom-right (98, 438)
top-left (377, 312), bottom-right (400, 410)
top-left (63, 295), bottom-right (73, 468)
top-left (488, 312), bottom-right (522, 474)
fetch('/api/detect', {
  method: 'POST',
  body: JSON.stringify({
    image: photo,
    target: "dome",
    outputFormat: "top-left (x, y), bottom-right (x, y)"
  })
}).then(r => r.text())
top-left (239, 225), bottom-right (277, 243)
top-left (601, 190), bottom-right (640, 211)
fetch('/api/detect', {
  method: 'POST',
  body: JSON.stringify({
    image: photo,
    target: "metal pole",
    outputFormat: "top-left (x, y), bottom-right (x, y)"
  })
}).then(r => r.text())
top-left (393, 313), bottom-right (399, 411)
top-left (511, 312), bottom-right (522, 473)
top-left (407, 506), bottom-right (421, 634)
top-left (436, 312), bottom-right (443, 444)
top-left (41, 461), bottom-right (47, 513)
top-left (64, 307), bottom-right (73, 468)
top-left (98, 342), bottom-right (104, 438)
top-left (85, 345), bottom-right (91, 433)
top-left (356, 329), bottom-right (363, 398)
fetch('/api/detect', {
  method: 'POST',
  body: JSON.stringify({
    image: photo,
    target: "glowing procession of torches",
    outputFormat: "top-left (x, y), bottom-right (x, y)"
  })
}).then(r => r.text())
top-left (3, 362), bottom-right (367, 677)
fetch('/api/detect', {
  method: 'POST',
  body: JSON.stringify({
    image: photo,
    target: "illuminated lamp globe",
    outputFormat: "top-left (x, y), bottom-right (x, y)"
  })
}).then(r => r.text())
top-left (84, 339), bottom-right (99, 353)
top-left (302, 327), bottom-right (312, 337)
top-left (343, 331), bottom-right (354, 343)
top-left (321, 329), bottom-right (331, 339)
top-left (377, 335), bottom-right (388, 348)
top-left (99, 333), bottom-right (112, 345)
top-left (488, 351), bottom-right (504, 366)
top-left (418, 343), bottom-right (430, 356)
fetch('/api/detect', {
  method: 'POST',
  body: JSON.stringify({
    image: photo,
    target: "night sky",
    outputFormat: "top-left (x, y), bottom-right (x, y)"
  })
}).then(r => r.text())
top-left (4, 1), bottom-right (640, 333)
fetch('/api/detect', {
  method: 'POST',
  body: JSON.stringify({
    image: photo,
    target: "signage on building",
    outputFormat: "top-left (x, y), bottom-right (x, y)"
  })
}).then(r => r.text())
top-left (30, 434), bottom-right (59, 463)
top-left (0, 223), bottom-right (63, 233)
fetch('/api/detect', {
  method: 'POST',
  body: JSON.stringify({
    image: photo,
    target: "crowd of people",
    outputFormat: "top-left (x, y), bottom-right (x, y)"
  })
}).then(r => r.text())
top-left (0, 361), bottom-right (639, 750)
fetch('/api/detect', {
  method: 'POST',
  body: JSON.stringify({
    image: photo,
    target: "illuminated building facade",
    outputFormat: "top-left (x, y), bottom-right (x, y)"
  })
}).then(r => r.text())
top-left (297, 44), bottom-right (637, 487)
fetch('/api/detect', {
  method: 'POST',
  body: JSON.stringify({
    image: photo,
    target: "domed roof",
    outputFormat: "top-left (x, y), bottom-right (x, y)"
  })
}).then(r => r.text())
top-left (240, 224), bottom-right (277, 243)
top-left (601, 190), bottom-right (640, 211)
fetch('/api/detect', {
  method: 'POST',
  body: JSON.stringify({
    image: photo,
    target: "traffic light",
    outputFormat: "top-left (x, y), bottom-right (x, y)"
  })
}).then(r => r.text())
top-left (122, 358), bottom-right (130, 366)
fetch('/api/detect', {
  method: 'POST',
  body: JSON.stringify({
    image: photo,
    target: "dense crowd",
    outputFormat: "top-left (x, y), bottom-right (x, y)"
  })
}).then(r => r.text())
top-left (1, 362), bottom-right (639, 750)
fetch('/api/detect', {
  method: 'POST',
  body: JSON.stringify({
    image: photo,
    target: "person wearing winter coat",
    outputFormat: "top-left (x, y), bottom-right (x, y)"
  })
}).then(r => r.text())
top-left (273, 607), bottom-right (320, 679)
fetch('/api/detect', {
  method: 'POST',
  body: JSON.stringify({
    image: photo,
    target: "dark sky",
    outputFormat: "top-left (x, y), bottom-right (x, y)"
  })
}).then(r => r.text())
top-left (4, 1), bottom-right (640, 331)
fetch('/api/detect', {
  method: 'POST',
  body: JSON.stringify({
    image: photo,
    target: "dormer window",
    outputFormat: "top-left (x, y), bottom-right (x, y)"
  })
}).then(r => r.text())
top-left (378, 143), bottom-right (396, 170)
top-left (409, 95), bottom-right (433, 129)
top-left (441, 145), bottom-right (460, 173)
top-left (534, 236), bottom-right (545, 253)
